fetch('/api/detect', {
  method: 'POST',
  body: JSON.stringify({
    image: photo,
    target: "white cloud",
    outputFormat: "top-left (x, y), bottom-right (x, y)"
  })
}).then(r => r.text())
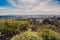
top-left (0, 0), bottom-right (60, 15)
top-left (21, 0), bottom-right (38, 3)
top-left (7, 0), bottom-right (41, 10)
top-left (32, 0), bottom-right (60, 14)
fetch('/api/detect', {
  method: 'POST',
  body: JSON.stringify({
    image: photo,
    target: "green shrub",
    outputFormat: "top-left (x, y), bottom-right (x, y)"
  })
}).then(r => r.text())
top-left (0, 19), bottom-right (30, 39)
top-left (0, 19), bottom-right (29, 32)
top-left (11, 31), bottom-right (43, 40)
top-left (42, 33), bottom-right (56, 40)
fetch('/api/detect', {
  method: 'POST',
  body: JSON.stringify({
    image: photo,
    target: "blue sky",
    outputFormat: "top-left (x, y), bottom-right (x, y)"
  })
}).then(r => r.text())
top-left (0, 0), bottom-right (60, 15)
top-left (0, 0), bottom-right (11, 7)
top-left (0, 0), bottom-right (60, 8)
top-left (55, 0), bottom-right (60, 4)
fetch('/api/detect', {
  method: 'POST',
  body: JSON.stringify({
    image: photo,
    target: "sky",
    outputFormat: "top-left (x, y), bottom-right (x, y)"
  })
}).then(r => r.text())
top-left (0, 0), bottom-right (60, 15)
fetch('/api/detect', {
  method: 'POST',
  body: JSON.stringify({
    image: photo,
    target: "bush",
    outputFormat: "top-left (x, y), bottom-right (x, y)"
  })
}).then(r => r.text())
top-left (42, 33), bottom-right (56, 40)
top-left (37, 25), bottom-right (60, 40)
top-left (11, 31), bottom-right (42, 40)
top-left (0, 19), bottom-right (29, 32)
top-left (0, 19), bottom-right (30, 39)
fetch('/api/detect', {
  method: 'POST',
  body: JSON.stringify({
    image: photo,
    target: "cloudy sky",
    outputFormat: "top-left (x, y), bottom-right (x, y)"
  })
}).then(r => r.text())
top-left (0, 0), bottom-right (60, 15)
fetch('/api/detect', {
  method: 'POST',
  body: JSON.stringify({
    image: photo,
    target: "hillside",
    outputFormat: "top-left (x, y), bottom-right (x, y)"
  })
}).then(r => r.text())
top-left (0, 16), bottom-right (60, 40)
